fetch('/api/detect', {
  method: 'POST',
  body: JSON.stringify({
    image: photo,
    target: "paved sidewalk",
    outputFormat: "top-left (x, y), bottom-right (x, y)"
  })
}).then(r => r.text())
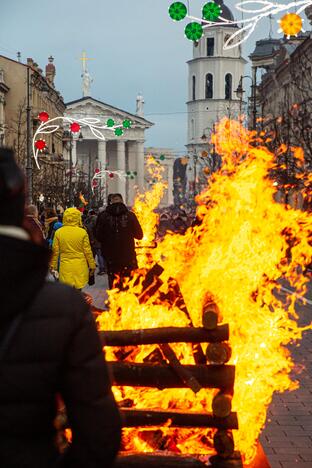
top-left (261, 284), bottom-right (312, 468)
top-left (83, 272), bottom-right (109, 309)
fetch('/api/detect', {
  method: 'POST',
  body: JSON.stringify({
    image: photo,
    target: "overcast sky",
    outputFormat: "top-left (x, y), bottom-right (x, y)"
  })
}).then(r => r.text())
top-left (1, 0), bottom-right (291, 153)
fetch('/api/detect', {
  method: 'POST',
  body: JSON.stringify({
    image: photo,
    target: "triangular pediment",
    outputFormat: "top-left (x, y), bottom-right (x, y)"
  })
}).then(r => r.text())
top-left (65, 96), bottom-right (153, 128)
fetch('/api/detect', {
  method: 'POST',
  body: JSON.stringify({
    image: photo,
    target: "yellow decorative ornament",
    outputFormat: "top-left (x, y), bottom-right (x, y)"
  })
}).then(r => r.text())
top-left (278, 13), bottom-right (304, 38)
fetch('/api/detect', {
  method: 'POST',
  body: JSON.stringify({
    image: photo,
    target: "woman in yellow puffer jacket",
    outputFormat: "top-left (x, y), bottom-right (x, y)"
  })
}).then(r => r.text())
top-left (51, 208), bottom-right (96, 289)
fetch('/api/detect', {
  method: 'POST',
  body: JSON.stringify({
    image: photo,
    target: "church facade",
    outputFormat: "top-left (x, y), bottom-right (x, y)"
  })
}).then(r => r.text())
top-left (186, 0), bottom-right (246, 191)
top-left (65, 95), bottom-right (153, 207)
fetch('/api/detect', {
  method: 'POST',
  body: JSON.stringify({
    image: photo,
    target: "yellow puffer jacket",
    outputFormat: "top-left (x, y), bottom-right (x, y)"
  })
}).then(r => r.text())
top-left (51, 208), bottom-right (96, 289)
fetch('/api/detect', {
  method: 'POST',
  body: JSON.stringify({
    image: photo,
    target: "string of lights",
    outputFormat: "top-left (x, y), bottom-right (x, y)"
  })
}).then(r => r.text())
top-left (168, 1), bottom-right (311, 48)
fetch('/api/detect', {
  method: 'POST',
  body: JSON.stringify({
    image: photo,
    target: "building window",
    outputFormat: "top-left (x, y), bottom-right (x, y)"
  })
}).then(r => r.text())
top-left (207, 37), bottom-right (214, 56)
top-left (192, 76), bottom-right (196, 101)
top-left (225, 73), bottom-right (232, 99)
top-left (205, 73), bottom-right (213, 99)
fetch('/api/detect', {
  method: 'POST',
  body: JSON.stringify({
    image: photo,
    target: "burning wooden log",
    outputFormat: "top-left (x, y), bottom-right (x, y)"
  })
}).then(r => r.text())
top-left (206, 342), bottom-right (232, 365)
top-left (108, 362), bottom-right (235, 390)
top-left (121, 408), bottom-right (238, 430)
top-left (210, 451), bottom-right (243, 468)
top-left (100, 324), bottom-right (229, 346)
top-left (114, 453), bottom-right (207, 468)
top-left (212, 392), bottom-right (233, 418)
top-left (213, 430), bottom-right (235, 459)
top-left (159, 343), bottom-right (202, 394)
top-left (163, 278), bottom-right (206, 365)
top-left (202, 301), bottom-right (221, 330)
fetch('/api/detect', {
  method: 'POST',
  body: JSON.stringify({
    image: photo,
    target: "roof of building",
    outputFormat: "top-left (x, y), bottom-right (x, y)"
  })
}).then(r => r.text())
top-left (249, 38), bottom-right (281, 59)
top-left (65, 96), bottom-right (154, 127)
top-left (217, 0), bottom-right (234, 22)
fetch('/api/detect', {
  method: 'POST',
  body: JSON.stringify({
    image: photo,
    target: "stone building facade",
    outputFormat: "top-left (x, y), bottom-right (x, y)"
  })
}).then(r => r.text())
top-left (0, 55), bottom-right (66, 204)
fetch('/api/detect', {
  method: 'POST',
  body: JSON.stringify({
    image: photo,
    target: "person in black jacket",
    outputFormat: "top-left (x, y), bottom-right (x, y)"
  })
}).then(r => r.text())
top-left (96, 193), bottom-right (143, 289)
top-left (0, 148), bottom-right (121, 468)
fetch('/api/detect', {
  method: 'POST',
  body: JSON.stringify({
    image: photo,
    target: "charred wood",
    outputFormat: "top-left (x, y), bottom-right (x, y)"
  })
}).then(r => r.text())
top-left (114, 453), bottom-right (207, 468)
top-left (121, 408), bottom-right (238, 430)
top-left (213, 430), bottom-right (235, 459)
top-left (206, 343), bottom-right (232, 365)
top-left (210, 451), bottom-right (243, 468)
top-left (100, 325), bottom-right (229, 346)
top-left (159, 344), bottom-right (202, 393)
top-left (212, 392), bottom-right (233, 418)
top-left (108, 362), bottom-right (235, 391)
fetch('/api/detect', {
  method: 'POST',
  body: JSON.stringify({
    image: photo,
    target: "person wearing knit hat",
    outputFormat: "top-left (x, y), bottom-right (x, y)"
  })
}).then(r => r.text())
top-left (0, 148), bottom-right (121, 468)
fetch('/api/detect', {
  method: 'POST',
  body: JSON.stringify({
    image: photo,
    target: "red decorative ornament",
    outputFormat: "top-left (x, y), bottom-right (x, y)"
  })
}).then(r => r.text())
top-left (70, 122), bottom-right (80, 133)
top-left (35, 139), bottom-right (46, 151)
top-left (95, 168), bottom-right (100, 174)
top-left (109, 173), bottom-right (114, 178)
top-left (92, 180), bottom-right (98, 188)
top-left (38, 111), bottom-right (49, 122)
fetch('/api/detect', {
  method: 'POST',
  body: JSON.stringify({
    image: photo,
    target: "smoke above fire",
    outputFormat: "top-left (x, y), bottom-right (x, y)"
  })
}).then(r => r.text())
top-left (98, 118), bottom-right (312, 463)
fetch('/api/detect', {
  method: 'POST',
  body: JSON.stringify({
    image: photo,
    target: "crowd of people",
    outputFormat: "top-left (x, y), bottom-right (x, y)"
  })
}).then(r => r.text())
top-left (0, 148), bottom-right (147, 467)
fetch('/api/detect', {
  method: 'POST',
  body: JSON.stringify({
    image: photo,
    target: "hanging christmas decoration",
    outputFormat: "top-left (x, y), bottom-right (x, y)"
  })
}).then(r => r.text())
top-left (169, 1), bottom-right (188, 21)
top-left (91, 169), bottom-right (128, 193)
top-left (33, 114), bottom-right (129, 169)
top-left (168, 0), bottom-right (311, 49)
top-left (185, 22), bottom-right (203, 41)
top-left (278, 12), bottom-right (304, 37)
top-left (123, 119), bottom-right (132, 129)
top-left (35, 139), bottom-right (46, 151)
top-left (202, 2), bottom-right (222, 21)
top-left (38, 111), bottom-right (49, 122)
top-left (70, 122), bottom-right (81, 133)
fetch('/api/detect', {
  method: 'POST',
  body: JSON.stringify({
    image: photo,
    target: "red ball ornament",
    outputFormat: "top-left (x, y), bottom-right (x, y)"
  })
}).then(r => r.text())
top-left (38, 111), bottom-right (49, 122)
top-left (35, 139), bottom-right (46, 151)
top-left (95, 168), bottom-right (100, 174)
top-left (92, 180), bottom-right (98, 188)
top-left (109, 173), bottom-right (114, 178)
top-left (70, 122), bottom-right (80, 133)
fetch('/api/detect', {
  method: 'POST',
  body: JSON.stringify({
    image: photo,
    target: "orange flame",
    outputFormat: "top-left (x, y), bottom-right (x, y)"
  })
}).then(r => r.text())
top-left (99, 118), bottom-right (312, 463)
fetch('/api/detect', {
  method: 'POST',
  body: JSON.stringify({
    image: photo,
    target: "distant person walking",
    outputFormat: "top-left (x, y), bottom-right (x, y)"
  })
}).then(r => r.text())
top-left (96, 193), bottom-right (143, 288)
top-left (51, 207), bottom-right (96, 289)
top-left (23, 204), bottom-right (45, 244)
top-left (85, 209), bottom-right (106, 275)
top-left (0, 148), bottom-right (121, 468)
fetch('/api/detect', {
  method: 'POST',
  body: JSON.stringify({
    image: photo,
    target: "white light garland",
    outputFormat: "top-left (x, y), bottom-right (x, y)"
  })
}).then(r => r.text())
top-left (91, 170), bottom-right (127, 194)
top-left (185, 0), bottom-right (312, 49)
top-left (32, 115), bottom-right (126, 169)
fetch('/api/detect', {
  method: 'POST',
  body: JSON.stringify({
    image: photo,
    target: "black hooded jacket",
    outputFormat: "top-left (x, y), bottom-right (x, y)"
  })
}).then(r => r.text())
top-left (95, 203), bottom-right (143, 269)
top-left (0, 234), bottom-right (121, 468)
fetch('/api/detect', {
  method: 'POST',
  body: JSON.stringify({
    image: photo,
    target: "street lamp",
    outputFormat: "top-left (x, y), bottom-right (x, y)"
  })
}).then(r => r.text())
top-left (235, 75), bottom-right (254, 127)
top-left (62, 130), bottom-right (74, 207)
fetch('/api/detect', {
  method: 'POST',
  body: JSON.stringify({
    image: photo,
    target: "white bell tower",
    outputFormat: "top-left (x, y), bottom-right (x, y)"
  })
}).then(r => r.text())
top-left (186, 0), bottom-right (246, 169)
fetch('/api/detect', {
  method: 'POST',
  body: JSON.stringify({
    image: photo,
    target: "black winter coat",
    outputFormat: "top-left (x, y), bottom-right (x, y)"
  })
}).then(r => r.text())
top-left (0, 234), bottom-right (121, 468)
top-left (95, 203), bottom-right (143, 269)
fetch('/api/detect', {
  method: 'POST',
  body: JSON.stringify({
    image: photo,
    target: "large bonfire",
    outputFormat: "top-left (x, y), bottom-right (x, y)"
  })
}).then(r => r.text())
top-left (98, 119), bottom-right (312, 464)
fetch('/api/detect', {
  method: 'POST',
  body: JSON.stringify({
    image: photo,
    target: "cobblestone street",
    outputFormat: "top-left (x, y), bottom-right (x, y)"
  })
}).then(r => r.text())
top-left (261, 284), bottom-right (312, 468)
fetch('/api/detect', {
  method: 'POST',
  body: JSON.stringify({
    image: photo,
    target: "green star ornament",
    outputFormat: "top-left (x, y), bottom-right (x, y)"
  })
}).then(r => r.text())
top-left (185, 22), bottom-right (203, 41)
top-left (202, 2), bottom-right (222, 22)
top-left (169, 2), bottom-right (188, 21)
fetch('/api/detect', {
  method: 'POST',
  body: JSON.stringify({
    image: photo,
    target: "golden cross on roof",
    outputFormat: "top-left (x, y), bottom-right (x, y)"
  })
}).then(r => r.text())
top-left (80, 51), bottom-right (94, 71)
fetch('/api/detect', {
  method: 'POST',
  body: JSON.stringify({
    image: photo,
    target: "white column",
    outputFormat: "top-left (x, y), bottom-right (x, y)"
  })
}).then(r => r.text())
top-left (117, 140), bottom-right (126, 201)
top-left (98, 140), bottom-right (107, 205)
top-left (136, 140), bottom-right (145, 193)
top-left (98, 140), bottom-right (107, 170)
top-left (167, 162), bottom-right (174, 206)
top-left (72, 140), bottom-right (77, 166)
